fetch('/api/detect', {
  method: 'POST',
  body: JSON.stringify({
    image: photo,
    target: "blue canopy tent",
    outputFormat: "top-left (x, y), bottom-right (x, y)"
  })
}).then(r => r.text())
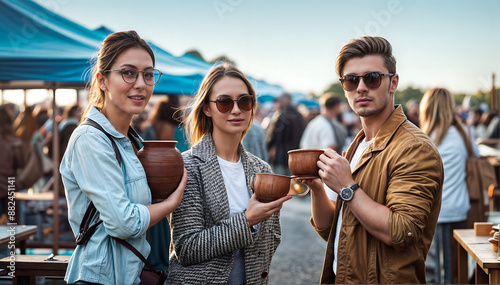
top-left (0, 0), bottom-right (214, 95)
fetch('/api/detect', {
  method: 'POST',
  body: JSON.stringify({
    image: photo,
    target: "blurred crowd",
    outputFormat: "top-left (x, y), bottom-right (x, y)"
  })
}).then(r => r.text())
top-left (1, 92), bottom-right (499, 205)
top-left (0, 90), bottom-right (499, 281)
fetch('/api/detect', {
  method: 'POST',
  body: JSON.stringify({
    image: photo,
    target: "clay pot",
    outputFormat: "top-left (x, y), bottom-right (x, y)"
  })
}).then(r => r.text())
top-left (288, 149), bottom-right (324, 178)
top-left (137, 141), bottom-right (184, 200)
top-left (252, 173), bottom-right (290, 202)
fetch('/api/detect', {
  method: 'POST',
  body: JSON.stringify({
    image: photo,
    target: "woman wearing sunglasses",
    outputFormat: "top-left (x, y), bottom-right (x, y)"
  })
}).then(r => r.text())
top-left (60, 31), bottom-right (186, 285)
top-left (167, 63), bottom-right (291, 284)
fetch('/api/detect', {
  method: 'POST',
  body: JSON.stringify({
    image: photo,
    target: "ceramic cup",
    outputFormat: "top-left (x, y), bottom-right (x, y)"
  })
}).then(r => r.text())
top-left (251, 173), bottom-right (310, 202)
top-left (287, 149), bottom-right (324, 178)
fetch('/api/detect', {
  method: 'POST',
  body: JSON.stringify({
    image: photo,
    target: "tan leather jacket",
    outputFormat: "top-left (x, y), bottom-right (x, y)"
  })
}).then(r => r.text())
top-left (312, 105), bottom-right (443, 284)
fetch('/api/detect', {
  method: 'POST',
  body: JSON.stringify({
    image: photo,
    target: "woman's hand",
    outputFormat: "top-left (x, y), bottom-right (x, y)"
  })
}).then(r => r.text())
top-left (158, 168), bottom-right (187, 208)
top-left (245, 194), bottom-right (291, 227)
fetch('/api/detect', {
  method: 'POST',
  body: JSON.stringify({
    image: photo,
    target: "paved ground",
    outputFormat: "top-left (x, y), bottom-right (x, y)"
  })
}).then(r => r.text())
top-left (269, 194), bottom-right (326, 285)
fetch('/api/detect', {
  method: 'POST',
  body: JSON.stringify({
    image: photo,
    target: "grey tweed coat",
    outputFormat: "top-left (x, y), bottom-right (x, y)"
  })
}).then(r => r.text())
top-left (167, 134), bottom-right (282, 284)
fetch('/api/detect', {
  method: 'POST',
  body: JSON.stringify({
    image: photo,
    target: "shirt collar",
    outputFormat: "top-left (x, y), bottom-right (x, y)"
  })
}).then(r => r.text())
top-left (87, 106), bottom-right (125, 139)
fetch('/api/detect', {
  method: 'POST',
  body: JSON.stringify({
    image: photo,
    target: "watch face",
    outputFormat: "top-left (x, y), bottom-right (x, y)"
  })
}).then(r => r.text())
top-left (340, 188), bottom-right (353, 201)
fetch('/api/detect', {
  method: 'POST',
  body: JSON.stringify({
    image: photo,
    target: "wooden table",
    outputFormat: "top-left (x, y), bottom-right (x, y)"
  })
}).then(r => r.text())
top-left (0, 225), bottom-right (37, 254)
top-left (454, 229), bottom-right (500, 284)
top-left (0, 254), bottom-right (69, 284)
top-left (15, 191), bottom-right (54, 201)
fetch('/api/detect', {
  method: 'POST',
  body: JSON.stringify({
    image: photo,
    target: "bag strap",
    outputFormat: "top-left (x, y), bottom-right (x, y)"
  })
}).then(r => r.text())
top-left (111, 237), bottom-right (159, 274)
top-left (454, 120), bottom-right (475, 158)
top-left (76, 118), bottom-right (157, 273)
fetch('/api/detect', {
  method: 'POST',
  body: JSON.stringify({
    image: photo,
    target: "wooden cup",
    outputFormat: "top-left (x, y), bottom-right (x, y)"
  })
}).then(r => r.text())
top-left (288, 149), bottom-right (324, 178)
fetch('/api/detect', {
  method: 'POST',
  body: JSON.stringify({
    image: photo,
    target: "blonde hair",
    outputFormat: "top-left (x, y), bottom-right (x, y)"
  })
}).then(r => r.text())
top-left (419, 87), bottom-right (467, 145)
top-left (81, 31), bottom-right (155, 122)
top-left (184, 63), bottom-right (256, 146)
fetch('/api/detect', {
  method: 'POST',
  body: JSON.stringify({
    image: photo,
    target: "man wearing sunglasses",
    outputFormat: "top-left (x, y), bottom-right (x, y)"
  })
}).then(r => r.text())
top-left (305, 37), bottom-right (443, 284)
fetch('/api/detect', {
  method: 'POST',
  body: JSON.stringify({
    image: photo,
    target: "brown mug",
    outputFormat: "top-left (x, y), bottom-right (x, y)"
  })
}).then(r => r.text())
top-left (251, 173), bottom-right (310, 202)
top-left (288, 149), bottom-right (324, 178)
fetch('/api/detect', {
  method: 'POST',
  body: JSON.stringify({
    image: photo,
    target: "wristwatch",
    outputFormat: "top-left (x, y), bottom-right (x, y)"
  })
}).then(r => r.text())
top-left (339, 184), bottom-right (359, 202)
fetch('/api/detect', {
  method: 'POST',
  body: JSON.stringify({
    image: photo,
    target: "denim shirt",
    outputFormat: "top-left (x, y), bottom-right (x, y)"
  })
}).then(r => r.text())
top-left (60, 106), bottom-right (151, 285)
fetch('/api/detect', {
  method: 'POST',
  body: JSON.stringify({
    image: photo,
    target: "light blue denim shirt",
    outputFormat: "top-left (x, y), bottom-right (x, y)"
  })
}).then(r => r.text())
top-left (60, 106), bottom-right (151, 285)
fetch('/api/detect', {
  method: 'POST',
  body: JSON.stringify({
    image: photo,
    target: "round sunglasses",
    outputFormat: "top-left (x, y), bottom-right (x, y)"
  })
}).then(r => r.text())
top-left (339, 71), bottom-right (393, 91)
top-left (209, 95), bottom-right (254, 113)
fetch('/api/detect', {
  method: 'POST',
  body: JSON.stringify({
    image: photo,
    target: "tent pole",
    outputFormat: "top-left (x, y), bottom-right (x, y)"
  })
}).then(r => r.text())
top-left (23, 89), bottom-right (27, 107)
top-left (492, 73), bottom-right (497, 112)
top-left (51, 86), bottom-right (60, 255)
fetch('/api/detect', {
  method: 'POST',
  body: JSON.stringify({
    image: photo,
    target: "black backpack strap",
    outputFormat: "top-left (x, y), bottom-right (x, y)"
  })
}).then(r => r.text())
top-left (127, 126), bottom-right (142, 151)
top-left (76, 118), bottom-right (122, 245)
top-left (75, 202), bottom-right (102, 245)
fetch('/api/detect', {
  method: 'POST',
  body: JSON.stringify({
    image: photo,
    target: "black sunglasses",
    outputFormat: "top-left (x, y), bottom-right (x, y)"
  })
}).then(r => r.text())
top-left (339, 71), bottom-right (394, 91)
top-left (209, 95), bottom-right (253, 113)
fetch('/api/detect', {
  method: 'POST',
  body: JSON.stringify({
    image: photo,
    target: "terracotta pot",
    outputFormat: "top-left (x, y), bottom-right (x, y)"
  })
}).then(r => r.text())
top-left (252, 173), bottom-right (290, 202)
top-left (137, 141), bottom-right (184, 200)
top-left (288, 149), bottom-right (324, 177)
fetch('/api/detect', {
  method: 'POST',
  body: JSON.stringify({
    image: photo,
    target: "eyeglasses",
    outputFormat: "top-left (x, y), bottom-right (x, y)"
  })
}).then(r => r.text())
top-left (103, 68), bottom-right (162, 86)
top-left (209, 95), bottom-right (254, 113)
top-left (339, 71), bottom-right (394, 91)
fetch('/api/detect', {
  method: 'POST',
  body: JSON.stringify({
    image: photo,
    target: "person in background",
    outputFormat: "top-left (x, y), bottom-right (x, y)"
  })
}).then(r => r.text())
top-left (60, 30), bottom-right (186, 285)
top-left (475, 110), bottom-right (494, 140)
top-left (420, 87), bottom-right (477, 284)
top-left (404, 99), bottom-right (420, 127)
top-left (300, 93), bottom-right (347, 154)
top-left (168, 63), bottom-right (290, 284)
top-left (13, 105), bottom-right (38, 153)
top-left (243, 103), bottom-right (269, 162)
top-left (466, 106), bottom-right (482, 144)
top-left (301, 36), bottom-right (443, 284)
top-left (0, 105), bottom-right (25, 223)
top-left (486, 112), bottom-right (500, 139)
top-left (266, 93), bottom-right (305, 175)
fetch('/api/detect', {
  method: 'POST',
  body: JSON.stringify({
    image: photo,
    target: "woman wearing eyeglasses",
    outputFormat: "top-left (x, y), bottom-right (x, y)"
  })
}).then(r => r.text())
top-left (60, 31), bottom-right (186, 285)
top-left (167, 63), bottom-right (291, 284)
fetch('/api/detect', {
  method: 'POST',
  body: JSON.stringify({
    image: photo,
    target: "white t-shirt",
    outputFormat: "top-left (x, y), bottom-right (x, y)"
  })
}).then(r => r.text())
top-left (217, 156), bottom-right (249, 216)
top-left (300, 115), bottom-right (337, 149)
top-left (325, 137), bottom-right (372, 274)
top-left (217, 156), bottom-right (249, 284)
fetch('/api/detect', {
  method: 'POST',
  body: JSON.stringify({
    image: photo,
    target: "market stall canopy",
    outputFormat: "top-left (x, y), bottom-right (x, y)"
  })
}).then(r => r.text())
top-left (0, 0), bottom-right (210, 94)
top-left (0, 0), bottom-right (288, 97)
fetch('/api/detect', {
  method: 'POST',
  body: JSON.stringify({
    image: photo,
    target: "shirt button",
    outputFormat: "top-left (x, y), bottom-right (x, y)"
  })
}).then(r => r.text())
top-left (261, 271), bottom-right (268, 278)
top-left (408, 232), bottom-right (412, 237)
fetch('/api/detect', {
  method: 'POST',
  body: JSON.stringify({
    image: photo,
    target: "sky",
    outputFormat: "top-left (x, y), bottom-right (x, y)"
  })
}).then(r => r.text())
top-left (4, 0), bottom-right (500, 105)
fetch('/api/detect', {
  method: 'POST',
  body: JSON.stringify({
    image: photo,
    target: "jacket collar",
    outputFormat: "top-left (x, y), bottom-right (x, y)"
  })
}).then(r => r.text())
top-left (347, 105), bottom-right (407, 172)
top-left (190, 133), bottom-right (256, 221)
